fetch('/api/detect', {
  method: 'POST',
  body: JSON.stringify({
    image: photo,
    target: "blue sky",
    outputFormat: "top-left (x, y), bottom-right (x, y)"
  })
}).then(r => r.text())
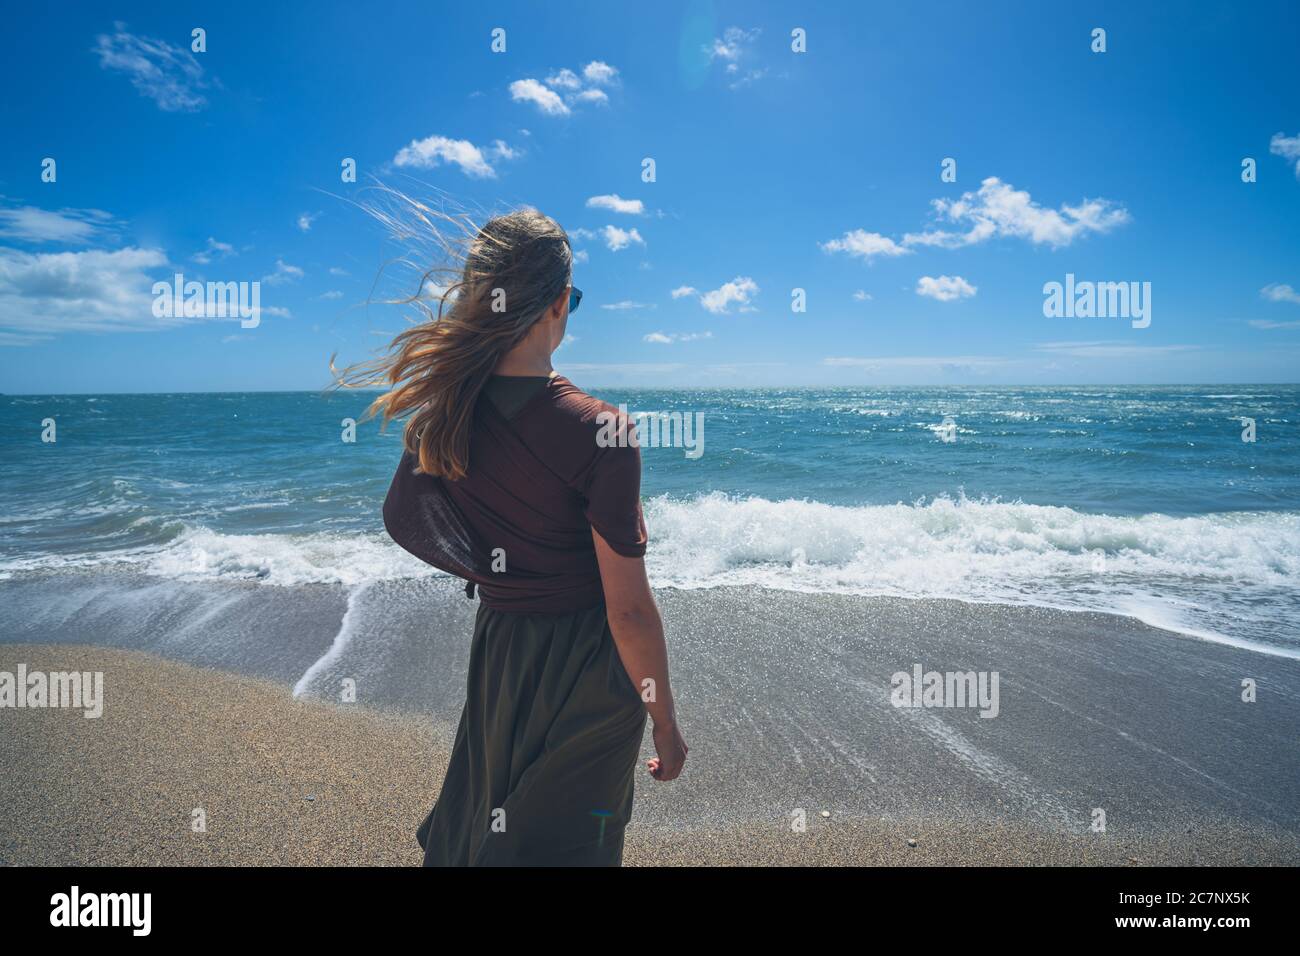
top-left (1, 0), bottom-right (1298, 392)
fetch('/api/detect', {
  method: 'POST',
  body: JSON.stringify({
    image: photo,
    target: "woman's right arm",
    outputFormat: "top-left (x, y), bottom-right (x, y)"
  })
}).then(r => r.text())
top-left (592, 528), bottom-right (688, 782)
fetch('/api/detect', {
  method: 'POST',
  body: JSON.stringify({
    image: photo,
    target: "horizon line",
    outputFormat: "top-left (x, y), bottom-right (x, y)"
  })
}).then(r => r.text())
top-left (4, 382), bottom-right (1299, 398)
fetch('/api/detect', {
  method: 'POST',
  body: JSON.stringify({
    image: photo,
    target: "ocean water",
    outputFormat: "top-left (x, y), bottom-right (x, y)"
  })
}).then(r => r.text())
top-left (2, 385), bottom-right (1298, 657)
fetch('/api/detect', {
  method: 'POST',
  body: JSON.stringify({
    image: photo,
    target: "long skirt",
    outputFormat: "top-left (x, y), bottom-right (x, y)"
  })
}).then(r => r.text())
top-left (416, 600), bottom-right (648, 866)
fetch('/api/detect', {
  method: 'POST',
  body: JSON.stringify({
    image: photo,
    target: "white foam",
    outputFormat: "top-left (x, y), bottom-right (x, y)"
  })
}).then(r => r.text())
top-left (1, 525), bottom-right (440, 586)
top-left (294, 582), bottom-right (372, 697)
top-left (644, 493), bottom-right (1298, 584)
top-left (5, 493), bottom-right (1298, 657)
top-left (641, 493), bottom-right (1300, 658)
top-left (142, 526), bottom-right (438, 586)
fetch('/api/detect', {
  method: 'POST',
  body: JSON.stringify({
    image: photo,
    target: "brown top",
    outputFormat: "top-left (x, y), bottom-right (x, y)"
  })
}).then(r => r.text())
top-left (383, 374), bottom-right (647, 614)
top-left (481, 372), bottom-right (552, 419)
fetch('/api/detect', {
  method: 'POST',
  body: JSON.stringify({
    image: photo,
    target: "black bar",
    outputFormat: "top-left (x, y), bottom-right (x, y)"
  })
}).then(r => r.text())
top-left (0, 865), bottom-right (1284, 939)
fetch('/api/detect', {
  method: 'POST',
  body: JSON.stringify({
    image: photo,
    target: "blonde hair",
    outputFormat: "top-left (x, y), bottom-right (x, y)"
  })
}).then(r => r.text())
top-left (335, 190), bottom-right (571, 480)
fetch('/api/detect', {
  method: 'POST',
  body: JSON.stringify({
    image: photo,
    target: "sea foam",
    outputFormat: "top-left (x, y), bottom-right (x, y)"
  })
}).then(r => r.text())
top-left (4, 494), bottom-right (1298, 654)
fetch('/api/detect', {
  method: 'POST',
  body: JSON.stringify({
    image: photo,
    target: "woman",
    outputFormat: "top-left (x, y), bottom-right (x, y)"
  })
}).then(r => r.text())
top-left (351, 205), bottom-right (686, 866)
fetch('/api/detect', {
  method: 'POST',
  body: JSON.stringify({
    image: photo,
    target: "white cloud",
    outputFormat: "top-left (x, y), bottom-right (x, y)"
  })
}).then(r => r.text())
top-left (586, 194), bottom-right (644, 215)
top-left (0, 245), bottom-right (170, 335)
top-left (696, 276), bottom-right (758, 314)
top-left (512, 63), bottom-right (619, 116)
top-left (583, 61), bottom-right (619, 85)
top-left (821, 230), bottom-right (911, 262)
top-left (598, 225), bottom-right (643, 252)
top-left (1261, 283), bottom-right (1300, 304)
top-left (509, 78), bottom-right (571, 116)
top-left (263, 259), bottom-right (303, 285)
top-left (670, 285), bottom-right (698, 299)
top-left (1248, 319), bottom-right (1300, 330)
top-left (824, 354), bottom-right (1010, 370)
top-left (916, 177), bottom-right (1130, 249)
top-left (708, 27), bottom-right (760, 63)
top-left (1269, 132), bottom-right (1300, 177)
top-left (560, 361), bottom-right (689, 376)
top-left (0, 206), bottom-right (115, 244)
top-left (0, 331), bottom-right (50, 346)
top-left (488, 139), bottom-right (519, 161)
top-left (644, 331), bottom-right (712, 344)
top-left (318, 290), bottom-right (344, 300)
top-left (916, 275), bottom-right (977, 301)
top-left (852, 290), bottom-right (873, 301)
top-left (1033, 340), bottom-right (1199, 359)
top-left (825, 177), bottom-right (1129, 263)
top-left (297, 212), bottom-right (320, 232)
top-left (329, 266), bottom-right (349, 276)
top-left (572, 249), bottom-right (589, 264)
top-left (193, 237), bottom-right (234, 264)
top-left (706, 28), bottom-right (764, 89)
top-left (93, 22), bottom-right (211, 112)
top-left (546, 68), bottom-right (582, 90)
top-left (392, 134), bottom-right (507, 178)
top-left (728, 69), bottom-right (768, 89)
top-left (602, 301), bottom-right (655, 311)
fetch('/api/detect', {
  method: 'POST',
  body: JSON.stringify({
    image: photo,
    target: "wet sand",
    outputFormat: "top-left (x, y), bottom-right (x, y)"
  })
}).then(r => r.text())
top-left (2, 643), bottom-right (1296, 866)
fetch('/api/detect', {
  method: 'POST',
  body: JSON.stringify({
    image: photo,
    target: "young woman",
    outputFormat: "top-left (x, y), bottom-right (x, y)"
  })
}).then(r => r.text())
top-left (352, 206), bottom-right (686, 866)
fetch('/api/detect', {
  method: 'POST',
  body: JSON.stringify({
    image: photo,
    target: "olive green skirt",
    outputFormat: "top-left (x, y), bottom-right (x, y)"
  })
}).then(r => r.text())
top-left (416, 601), bottom-right (648, 866)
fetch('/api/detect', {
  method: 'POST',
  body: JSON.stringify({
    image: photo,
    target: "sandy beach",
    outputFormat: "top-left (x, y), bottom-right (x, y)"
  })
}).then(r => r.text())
top-left (3, 586), bottom-right (1298, 866)
top-left (3, 0), bottom-right (1299, 887)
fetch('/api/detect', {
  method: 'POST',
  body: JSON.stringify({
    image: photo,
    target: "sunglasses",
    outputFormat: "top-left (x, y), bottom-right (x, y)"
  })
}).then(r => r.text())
top-left (568, 286), bottom-right (583, 314)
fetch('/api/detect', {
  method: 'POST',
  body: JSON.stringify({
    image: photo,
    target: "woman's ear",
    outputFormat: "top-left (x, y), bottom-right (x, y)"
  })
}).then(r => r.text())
top-left (550, 290), bottom-right (570, 347)
top-left (553, 289), bottom-right (569, 320)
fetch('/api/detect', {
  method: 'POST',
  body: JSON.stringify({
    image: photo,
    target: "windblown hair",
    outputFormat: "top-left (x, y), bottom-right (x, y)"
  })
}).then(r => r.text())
top-left (334, 190), bottom-right (572, 480)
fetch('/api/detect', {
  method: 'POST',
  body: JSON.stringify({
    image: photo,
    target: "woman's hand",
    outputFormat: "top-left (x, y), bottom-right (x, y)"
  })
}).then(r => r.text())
top-left (649, 719), bottom-right (688, 781)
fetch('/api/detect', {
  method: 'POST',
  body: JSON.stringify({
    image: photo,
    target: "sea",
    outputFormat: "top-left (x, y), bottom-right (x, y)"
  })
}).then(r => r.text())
top-left (2, 384), bottom-right (1298, 659)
